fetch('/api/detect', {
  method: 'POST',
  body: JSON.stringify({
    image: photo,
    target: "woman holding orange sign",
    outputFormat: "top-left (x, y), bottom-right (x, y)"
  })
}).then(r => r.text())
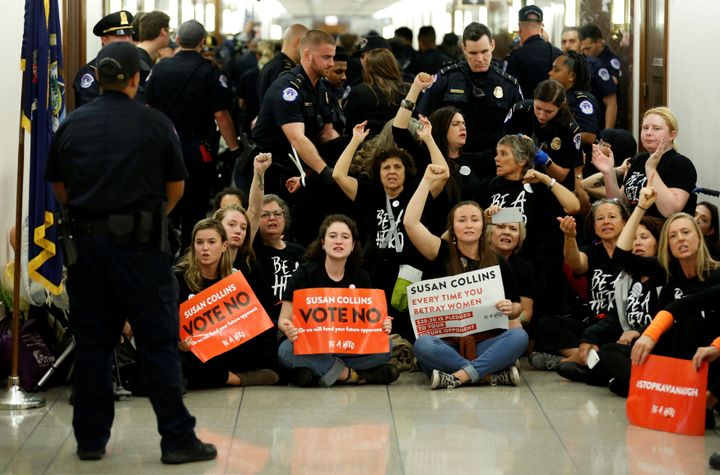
top-left (277, 214), bottom-right (399, 387)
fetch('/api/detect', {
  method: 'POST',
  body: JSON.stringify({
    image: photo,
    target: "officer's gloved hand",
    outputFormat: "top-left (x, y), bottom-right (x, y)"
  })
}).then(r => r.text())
top-left (391, 264), bottom-right (423, 313)
top-left (534, 148), bottom-right (551, 167)
top-left (319, 166), bottom-right (334, 186)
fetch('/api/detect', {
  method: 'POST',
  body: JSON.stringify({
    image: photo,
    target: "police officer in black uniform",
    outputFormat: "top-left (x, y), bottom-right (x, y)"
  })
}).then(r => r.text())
top-left (145, 19), bottom-right (241, 249)
top-left (505, 5), bottom-right (562, 99)
top-left (46, 42), bottom-right (216, 464)
top-left (252, 29), bottom-right (339, 198)
top-left (257, 24), bottom-right (308, 101)
top-left (416, 22), bottom-right (522, 157)
top-left (579, 23), bottom-right (624, 128)
top-left (72, 11), bottom-right (134, 108)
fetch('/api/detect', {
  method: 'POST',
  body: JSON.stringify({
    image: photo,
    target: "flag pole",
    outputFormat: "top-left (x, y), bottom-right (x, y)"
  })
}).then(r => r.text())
top-left (0, 81), bottom-right (45, 412)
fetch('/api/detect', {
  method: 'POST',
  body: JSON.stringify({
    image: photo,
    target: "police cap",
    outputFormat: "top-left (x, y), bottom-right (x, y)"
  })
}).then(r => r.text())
top-left (93, 10), bottom-right (134, 37)
top-left (96, 42), bottom-right (140, 81)
top-left (355, 34), bottom-right (390, 55)
top-left (518, 5), bottom-right (543, 22)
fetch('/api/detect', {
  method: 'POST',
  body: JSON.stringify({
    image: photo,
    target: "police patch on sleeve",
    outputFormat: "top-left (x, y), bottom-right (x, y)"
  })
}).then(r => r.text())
top-left (219, 74), bottom-right (228, 88)
top-left (282, 87), bottom-right (298, 102)
top-left (598, 68), bottom-right (611, 81)
top-left (80, 73), bottom-right (94, 89)
top-left (573, 133), bottom-right (582, 150)
top-left (579, 100), bottom-right (594, 115)
top-left (610, 58), bottom-right (621, 70)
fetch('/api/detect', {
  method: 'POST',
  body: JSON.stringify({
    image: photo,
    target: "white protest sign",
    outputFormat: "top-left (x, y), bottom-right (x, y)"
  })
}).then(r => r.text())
top-left (407, 266), bottom-right (507, 338)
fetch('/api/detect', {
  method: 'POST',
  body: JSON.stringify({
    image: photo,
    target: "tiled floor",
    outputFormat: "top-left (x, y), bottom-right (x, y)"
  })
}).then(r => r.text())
top-left (2, 361), bottom-right (720, 474)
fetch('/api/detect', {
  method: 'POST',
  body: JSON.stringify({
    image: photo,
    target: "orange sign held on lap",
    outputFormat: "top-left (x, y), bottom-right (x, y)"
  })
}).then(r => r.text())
top-left (291, 288), bottom-right (389, 355)
top-left (179, 272), bottom-right (274, 363)
top-left (627, 355), bottom-right (708, 436)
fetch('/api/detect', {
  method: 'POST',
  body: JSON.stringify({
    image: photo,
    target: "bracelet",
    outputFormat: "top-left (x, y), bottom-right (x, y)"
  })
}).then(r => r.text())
top-left (547, 178), bottom-right (557, 189)
top-left (637, 205), bottom-right (648, 211)
top-left (400, 99), bottom-right (416, 111)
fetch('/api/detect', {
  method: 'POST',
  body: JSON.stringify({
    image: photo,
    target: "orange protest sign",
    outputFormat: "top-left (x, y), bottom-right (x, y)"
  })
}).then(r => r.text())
top-left (179, 271), bottom-right (274, 363)
top-left (291, 288), bottom-right (389, 355)
top-left (627, 355), bottom-right (708, 436)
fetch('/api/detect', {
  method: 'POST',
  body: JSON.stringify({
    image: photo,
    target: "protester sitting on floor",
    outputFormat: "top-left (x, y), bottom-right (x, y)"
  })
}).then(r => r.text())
top-left (211, 186), bottom-right (247, 213)
top-left (277, 214), bottom-right (398, 387)
top-left (530, 198), bottom-right (628, 370)
top-left (554, 212), bottom-right (663, 394)
top-left (175, 219), bottom-right (279, 388)
top-left (404, 164), bottom-right (528, 389)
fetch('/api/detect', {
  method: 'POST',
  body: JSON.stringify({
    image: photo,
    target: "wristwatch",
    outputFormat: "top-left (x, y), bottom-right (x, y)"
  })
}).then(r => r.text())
top-left (401, 99), bottom-right (416, 111)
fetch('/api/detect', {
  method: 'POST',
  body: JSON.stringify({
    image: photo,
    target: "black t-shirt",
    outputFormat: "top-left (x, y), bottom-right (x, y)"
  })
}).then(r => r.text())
top-left (503, 100), bottom-right (583, 191)
top-left (254, 241), bottom-right (305, 304)
top-left (623, 276), bottom-right (661, 332)
top-left (45, 91), bottom-right (188, 219)
top-left (282, 261), bottom-right (373, 301)
top-left (580, 243), bottom-right (623, 317)
top-left (622, 149), bottom-right (697, 217)
top-left (508, 254), bottom-right (535, 300)
top-left (145, 50), bottom-right (233, 139)
top-left (427, 240), bottom-right (519, 303)
top-left (175, 271), bottom-right (221, 302)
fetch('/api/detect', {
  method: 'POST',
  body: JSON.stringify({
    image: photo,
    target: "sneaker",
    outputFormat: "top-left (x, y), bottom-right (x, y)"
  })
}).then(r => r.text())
top-left (430, 369), bottom-right (461, 389)
top-left (237, 369), bottom-right (279, 386)
top-left (77, 447), bottom-right (105, 461)
top-left (556, 362), bottom-right (591, 383)
top-left (491, 366), bottom-right (520, 386)
top-left (290, 368), bottom-right (315, 387)
top-left (161, 438), bottom-right (217, 464)
top-left (528, 352), bottom-right (564, 371)
top-left (356, 364), bottom-right (400, 385)
top-left (710, 451), bottom-right (720, 469)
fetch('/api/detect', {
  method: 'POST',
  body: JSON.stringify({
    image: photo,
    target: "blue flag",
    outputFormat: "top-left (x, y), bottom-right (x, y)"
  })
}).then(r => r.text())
top-left (21, 0), bottom-right (65, 295)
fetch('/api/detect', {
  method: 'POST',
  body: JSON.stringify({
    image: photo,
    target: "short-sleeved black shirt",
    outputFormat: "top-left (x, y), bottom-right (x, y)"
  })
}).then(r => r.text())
top-left (72, 59), bottom-right (100, 108)
top-left (282, 261), bottom-right (373, 302)
top-left (416, 62), bottom-right (522, 155)
top-left (504, 35), bottom-right (562, 98)
top-left (257, 51), bottom-right (295, 102)
top-left (45, 91), bottom-right (188, 219)
top-left (252, 64), bottom-right (334, 166)
top-left (622, 149), bottom-right (697, 217)
top-left (343, 82), bottom-right (408, 138)
top-left (580, 243), bottom-right (623, 317)
top-left (503, 99), bottom-right (583, 191)
top-left (145, 50), bottom-right (233, 139)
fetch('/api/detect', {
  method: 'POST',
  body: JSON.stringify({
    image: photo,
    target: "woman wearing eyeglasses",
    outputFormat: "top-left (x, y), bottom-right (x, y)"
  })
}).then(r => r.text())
top-left (592, 106), bottom-right (697, 218)
top-left (252, 194), bottom-right (305, 323)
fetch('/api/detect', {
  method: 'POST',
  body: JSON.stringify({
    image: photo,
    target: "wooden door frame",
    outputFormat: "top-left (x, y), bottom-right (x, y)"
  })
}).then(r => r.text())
top-left (62, 0), bottom-right (85, 112)
top-left (639, 0), bottom-right (668, 117)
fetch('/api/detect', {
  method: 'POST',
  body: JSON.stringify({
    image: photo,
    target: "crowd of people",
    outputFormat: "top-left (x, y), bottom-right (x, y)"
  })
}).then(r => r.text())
top-left (45, 4), bottom-right (720, 463)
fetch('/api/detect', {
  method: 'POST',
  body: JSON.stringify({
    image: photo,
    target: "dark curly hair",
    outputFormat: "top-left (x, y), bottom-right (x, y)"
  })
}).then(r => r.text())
top-left (370, 148), bottom-right (416, 182)
top-left (303, 214), bottom-right (363, 268)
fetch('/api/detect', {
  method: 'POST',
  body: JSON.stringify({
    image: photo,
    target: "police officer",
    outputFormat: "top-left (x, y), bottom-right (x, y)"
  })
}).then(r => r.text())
top-left (145, 19), bottom-right (241, 249)
top-left (257, 24), bottom-right (309, 102)
top-left (72, 10), bottom-right (134, 108)
top-left (252, 29), bottom-right (339, 198)
top-left (579, 23), bottom-right (623, 128)
top-left (561, 26), bottom-right (618, 130)
top-left (45, 42), bottom-right (215, 464)
top-left (504, 5), bottom-right (562, 98)
top-left (416, 22), bottom-right (522, 156)
top-left (326, 46), bottom-right (350, 135)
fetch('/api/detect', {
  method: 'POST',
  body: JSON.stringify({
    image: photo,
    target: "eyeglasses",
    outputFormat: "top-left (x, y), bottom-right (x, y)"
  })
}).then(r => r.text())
top-left (260, 210), bottom-right (284, 219)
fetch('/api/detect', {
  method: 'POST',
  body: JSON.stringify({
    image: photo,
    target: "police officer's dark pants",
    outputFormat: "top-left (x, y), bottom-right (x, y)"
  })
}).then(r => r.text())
top-left (68, 235), bottom-right (196, 453)
top-left (171, 138), bottom-right (216, 249)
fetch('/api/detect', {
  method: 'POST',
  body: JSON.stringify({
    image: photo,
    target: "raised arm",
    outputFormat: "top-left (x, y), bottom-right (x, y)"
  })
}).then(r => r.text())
top-left (248, 153), bottom-right (271, 243)
top-left (393, 72), bottom-right (434, 130)
top-left (617, 185), bottom-right (656, 252)
top-left (591, 144), bottom-right (624, 200)
top-left (403, 165), bottom-right (449, 261)
top-left (558, 215), bottom-right (588, 274)
top-left (522, 169), bottom-right (580, 214)
top-left (645, 138), bottom-right (690, 217)
top-left (332, 121), bottom-right (369, 201)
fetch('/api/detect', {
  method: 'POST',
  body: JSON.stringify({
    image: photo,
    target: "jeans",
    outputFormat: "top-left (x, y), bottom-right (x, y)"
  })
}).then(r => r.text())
top-left (278, 339), bottom-right (392, 387)
top-left (414, 328), bottom-right (528, 383)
